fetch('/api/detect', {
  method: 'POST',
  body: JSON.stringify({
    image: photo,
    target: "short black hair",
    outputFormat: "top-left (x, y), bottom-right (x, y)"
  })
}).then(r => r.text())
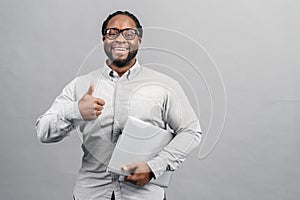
top-left (101, 11), bottom-right (143, 38)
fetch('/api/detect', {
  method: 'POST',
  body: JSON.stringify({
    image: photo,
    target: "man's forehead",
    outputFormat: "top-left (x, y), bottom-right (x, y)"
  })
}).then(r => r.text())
top-left (106, 14), bottom-right (136, 29)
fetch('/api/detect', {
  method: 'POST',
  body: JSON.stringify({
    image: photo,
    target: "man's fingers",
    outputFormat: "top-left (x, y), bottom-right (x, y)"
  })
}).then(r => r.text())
top-left (86, 82), bottom-right (94, 95)
top-left (124, 176), bottom-right (134, 185)
top-left (124, 174), bottom-right (138, 183)
top-left (123, 163), bottom-right (152, 186)
top-left (124, 175), bottom-right (133, 182)
top-left (95, 110), bottom-right (102, 117)
top-left (94, 97), bottom-right (105, 106)
top-left (124, 173), bottom-right (148, 186)
top-left (94, 103), bottom-right (103, 111)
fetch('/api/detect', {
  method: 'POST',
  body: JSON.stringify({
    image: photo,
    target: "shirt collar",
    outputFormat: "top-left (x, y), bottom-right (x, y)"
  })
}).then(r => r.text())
top-left (103, 59), bottom-right (142, 81)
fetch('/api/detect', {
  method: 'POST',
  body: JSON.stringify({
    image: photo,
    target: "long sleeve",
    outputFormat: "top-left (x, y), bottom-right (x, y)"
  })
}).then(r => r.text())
top-left (35, 79), bottom-right (83, 143)
top-left (147, 81), bottom-right (202, 178)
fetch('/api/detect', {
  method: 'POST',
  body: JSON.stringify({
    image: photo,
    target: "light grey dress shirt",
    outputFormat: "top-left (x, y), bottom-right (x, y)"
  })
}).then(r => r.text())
top-left (36, 60), bottom-right (202, 200)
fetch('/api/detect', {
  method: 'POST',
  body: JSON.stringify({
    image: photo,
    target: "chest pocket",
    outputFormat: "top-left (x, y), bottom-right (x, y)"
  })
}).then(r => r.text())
top-left (127, 83), bottom-right (166, 125)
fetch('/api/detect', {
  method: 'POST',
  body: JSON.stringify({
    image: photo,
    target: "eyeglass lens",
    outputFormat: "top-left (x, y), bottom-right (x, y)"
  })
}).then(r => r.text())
top-left (106, 28), bottom-right (137, 40)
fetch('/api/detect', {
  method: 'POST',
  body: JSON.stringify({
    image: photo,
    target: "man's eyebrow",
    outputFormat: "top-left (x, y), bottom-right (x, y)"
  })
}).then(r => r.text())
top-left (106, 27), bottom-right (136, 29)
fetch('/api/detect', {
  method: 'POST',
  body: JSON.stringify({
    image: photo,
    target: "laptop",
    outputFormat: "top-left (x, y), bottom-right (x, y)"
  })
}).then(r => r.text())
top-left (107, 116), bottom-right (174, 187)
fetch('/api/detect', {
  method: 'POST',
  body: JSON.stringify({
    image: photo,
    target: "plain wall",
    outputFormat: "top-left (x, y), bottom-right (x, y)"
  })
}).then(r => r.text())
top-left (0, 0), bottom-right (299, 199)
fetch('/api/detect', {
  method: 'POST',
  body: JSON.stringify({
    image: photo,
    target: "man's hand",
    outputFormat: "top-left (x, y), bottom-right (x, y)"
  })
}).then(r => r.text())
top-left (123, 162), bottom-right (153, 186)
top-left (78, 82), bottom-right (105, 120)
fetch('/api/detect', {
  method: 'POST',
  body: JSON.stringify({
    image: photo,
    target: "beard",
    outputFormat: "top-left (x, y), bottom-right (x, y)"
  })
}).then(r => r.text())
top-left (104, 47), bottom-right (138, 68)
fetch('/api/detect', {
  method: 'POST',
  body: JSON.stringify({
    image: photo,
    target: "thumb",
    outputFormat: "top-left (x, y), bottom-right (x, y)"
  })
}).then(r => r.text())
top-left (122, 163), bottom-right (137, 173)
top-left (86, 82), bottom-right (94, 95)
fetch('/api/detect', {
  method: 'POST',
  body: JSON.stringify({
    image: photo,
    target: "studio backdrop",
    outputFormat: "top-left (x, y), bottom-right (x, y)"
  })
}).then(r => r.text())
top-left (0, 0), bottom-right (299, 200)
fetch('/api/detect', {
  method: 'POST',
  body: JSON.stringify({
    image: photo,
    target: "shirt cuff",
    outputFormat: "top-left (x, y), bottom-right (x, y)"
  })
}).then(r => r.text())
top-left (146, 157), bottom-right (168, 179)
top-left (63, 101), bottom-right (83, 121)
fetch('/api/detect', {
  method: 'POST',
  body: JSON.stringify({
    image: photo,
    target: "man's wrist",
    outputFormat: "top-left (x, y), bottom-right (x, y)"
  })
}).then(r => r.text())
top-left (64, 101), bottom-right (84, 121)
top-left (146, 160), bottom-right (165, 179)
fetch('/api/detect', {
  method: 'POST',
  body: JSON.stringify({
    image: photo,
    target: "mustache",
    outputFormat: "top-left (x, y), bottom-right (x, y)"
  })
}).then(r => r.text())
top-left (110, 41), bottom-right (136, 51)
top-left (112, 41), bottom-right (128, 45)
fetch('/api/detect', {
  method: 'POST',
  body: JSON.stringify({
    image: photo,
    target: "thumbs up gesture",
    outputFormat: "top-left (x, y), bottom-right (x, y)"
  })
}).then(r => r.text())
top-left (78, 82), bottom-right (105, 120)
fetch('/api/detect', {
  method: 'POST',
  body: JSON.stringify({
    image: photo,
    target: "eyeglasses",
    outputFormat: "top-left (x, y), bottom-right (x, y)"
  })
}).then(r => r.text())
top-left (104, 28), bottom-right (140, 40)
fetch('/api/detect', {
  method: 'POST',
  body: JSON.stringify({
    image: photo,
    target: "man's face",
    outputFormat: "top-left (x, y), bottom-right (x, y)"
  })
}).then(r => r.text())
top-left (103, 15), bottom-right (141, 68)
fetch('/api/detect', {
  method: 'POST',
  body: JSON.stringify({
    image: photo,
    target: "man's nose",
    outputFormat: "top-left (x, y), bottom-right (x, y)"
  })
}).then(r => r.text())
top-left (115, 33), bottom-right (126, 42)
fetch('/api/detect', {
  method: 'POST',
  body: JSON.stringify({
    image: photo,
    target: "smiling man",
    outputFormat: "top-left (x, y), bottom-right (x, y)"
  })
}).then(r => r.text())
top-left (36, 11), bottom-right (202, 200)
top-left (102, 11), bottom-right (142, 76)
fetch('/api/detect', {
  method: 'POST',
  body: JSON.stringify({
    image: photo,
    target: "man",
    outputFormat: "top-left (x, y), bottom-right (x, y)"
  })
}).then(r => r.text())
top-left (36, 11), bottom-right (202, 200)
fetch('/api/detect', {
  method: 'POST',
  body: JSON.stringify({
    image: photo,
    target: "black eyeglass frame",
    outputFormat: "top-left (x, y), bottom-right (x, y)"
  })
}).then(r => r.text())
top-left (104, 28), bottom-right (141, 40)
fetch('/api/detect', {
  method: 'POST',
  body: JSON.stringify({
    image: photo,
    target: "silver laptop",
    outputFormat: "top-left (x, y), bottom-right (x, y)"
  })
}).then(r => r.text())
top-left (107, 116), bottom-right (174, 188)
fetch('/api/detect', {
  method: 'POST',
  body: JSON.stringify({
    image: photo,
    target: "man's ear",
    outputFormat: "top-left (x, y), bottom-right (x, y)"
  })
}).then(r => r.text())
top-left (102, 36), bottom-right (106, 41)
top-left (138, 37), bottom-right (142, 44)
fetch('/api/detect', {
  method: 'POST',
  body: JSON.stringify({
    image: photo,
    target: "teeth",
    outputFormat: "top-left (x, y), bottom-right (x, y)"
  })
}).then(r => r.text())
top-left (114, 48), bottom-right (128, 51)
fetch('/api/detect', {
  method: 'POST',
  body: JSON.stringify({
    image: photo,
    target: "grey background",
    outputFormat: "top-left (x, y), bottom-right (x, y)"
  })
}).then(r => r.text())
top-left (1, 0), bottom-right (299, 199)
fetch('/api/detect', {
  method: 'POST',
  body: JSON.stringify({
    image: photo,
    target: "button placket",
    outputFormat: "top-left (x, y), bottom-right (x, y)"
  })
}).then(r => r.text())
top-left (112, 79), bottom-right (122, 143)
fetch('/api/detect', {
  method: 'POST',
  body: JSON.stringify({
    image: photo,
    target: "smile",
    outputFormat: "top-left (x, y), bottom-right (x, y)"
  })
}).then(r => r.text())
top-left (112, 47), bottom-right (129, 51)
